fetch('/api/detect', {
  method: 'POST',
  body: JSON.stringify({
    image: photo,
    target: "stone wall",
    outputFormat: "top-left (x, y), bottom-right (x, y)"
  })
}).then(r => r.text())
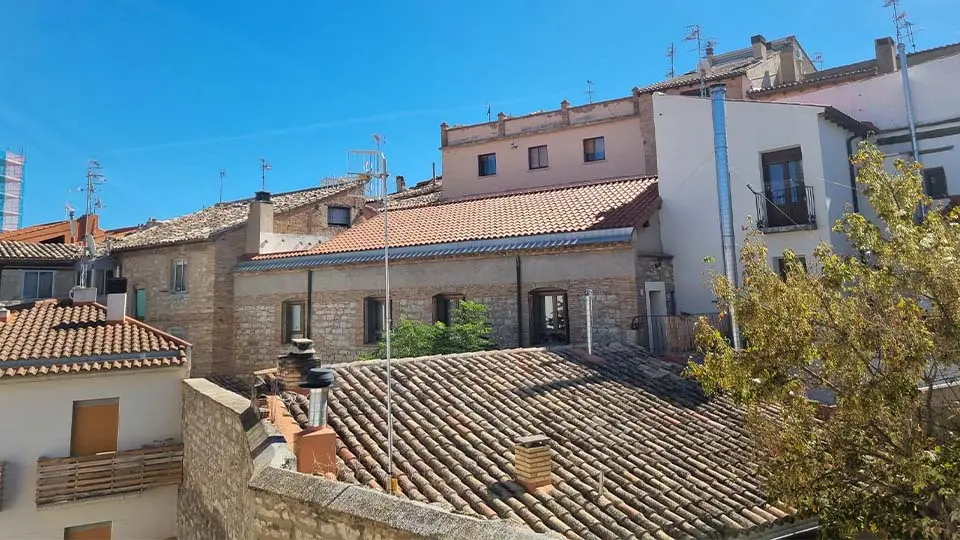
top-left (274, 188), bottom-right (367, 235)
top-left (233, 248), bottom-right (640, 371)
top-left (179, 378), bottom-right (552, 540)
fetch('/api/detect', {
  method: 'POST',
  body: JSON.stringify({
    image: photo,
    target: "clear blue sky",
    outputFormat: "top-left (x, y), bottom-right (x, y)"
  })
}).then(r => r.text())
top-left (3, 0), bottom-right (959, 229)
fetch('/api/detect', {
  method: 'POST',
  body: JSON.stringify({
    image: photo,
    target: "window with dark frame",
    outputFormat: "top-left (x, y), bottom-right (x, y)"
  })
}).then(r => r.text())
top-left (282, 300), bottom-right (306, 343)
top-left (171, 260), bottom-right (187, 293)
top-left (583, 137), bottom-right (605, 162)
top-left (478, 153), bottom-right (497, 176)
top-left (775, 256), bottom-right (807, 279)
top-left (327, 206), bottom-right (351, 227)
top-left (433, 293), bottom-right (464, 326)
top-left (528, 145), bottom-right (548, 170)
top-left (363, 296), bottom-right (392, 344)
top-left (530, 289), bottom-right (569, 345)
top-left (134, 287), bottom-right (146, 320)
top-left (23, 270), bottom-right (54, 300)
top-left (761, 147), bottom-right (809, 227)
top-left (923, 166), bottom-right (948, 199)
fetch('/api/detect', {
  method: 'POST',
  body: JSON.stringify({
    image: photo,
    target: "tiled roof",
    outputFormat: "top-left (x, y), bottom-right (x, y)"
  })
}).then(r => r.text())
top-left (275, 344), bottom-right (796, 539)
top-left (0, 241), bottom-right (81, 261)
top-left (748, 63), bottom-right (878, 96)
top-left (253, 176), bottom-right (659, 260)
top-left (112, 182), bottom-right (361, 251)
top-left (0, 299), bottom-right (189, 378)
top-left (369, 178), bottom-right (443, 210)
top-left (636, 58), bottom-right (759, 93)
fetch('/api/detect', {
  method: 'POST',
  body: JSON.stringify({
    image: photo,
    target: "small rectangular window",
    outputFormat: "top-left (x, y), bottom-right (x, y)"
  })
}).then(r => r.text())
top-left (70, 398), bottom-right (119, 457)
top-left (528, 145), bottom-right (548, 170)
top-left (775, 256), bottom-right (807, 278)
top-left (64, 522), bottom-right (112, 540)
top-left (328, 206), bottom-right (351, 227)
top-left (23, 270), bottom-right (54, 300)
top-left (171, 261), bottom-right (187, 293)
top-left (531, 290), bottom-right (569, 345)
top-left (924, 167), bottom-right (948, 199)
top-left (433, 294), bottom-right (464, 326)
top-left (134, 287), bottom-right (146, 320)
top-left (282, 300), bottom-right (306, 343)
top-left (364, 297), bottom-right (392, 344)
top-left (478, 153), bottom-right (497, 176)
top-left (583, 137), bottom-right (605, 162)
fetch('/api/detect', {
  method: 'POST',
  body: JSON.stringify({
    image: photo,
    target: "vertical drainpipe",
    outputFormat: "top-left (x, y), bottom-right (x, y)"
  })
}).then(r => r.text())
top-left (709, 84), bottom-right (742, 349)
top-left (306, 269), bottom-right (313, 339)
top-left (515, 255), bottom-right (523, 347)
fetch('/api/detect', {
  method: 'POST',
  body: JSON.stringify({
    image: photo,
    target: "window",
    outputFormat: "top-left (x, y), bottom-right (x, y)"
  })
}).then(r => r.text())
top-left (478, 153), bottom-right (497, 176)
top-left (364, 296), bottom-right (392, 344)
top-left (134, 287), bottom-right (146, 320)
top-left (528, 145), bottom-right (548, 170)
top-left (530, 289), bottom-right (569, 345)
top-left (328, 206), bottom-right (351, 227)
top-left (761, 147), bottom-right (811, 228)
top-left (64, 522), bottom-right (112, 540)
top-left (433, 293), bottom-right (464, 326)
top-left (924, 167), bottom-right (948, 199)
top-left (171, 260), bottom-right (187, 293)
top-left (70, 398), bottom-right (119, 457)
top-left (583, 137), bottom-right (605, 162)
top-left (776, 256), bottom-right (807, 278)
top-left (282, 300), bottom-right (306, 343)
top-left (23, 270), bottom-right (54, 300)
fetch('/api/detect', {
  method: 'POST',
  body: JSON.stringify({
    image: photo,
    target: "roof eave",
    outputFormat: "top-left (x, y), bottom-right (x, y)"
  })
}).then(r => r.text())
top-left (821, 107), bottom-right (871, 137)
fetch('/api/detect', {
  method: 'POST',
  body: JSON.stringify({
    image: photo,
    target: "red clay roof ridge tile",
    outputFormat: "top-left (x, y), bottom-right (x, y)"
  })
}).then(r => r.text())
top-left (437, 174), bottom-right (657, 205)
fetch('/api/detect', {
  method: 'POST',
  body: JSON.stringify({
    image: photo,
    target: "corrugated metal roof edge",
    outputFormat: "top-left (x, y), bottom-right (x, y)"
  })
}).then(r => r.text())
top-left (234, 227), bottom-right (635, 273)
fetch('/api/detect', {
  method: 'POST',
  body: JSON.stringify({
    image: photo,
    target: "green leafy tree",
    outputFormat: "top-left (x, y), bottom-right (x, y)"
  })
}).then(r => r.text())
top-left (690, 142), bottom-right (960, 538)
top-left (365, 300), bottom-right (495, 359)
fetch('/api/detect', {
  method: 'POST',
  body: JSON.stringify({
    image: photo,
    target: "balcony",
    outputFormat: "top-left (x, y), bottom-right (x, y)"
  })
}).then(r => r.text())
top-left (36, 444), bottom-right (183, 507)
top-left (755, 185), bottom-right (817, 232)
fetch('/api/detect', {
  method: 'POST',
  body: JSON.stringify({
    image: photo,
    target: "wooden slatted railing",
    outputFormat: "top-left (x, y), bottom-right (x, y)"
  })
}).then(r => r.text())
top-left (1, 461), bottom-right (5, 510)
top-left (36, 444), bottom-right (183, 506)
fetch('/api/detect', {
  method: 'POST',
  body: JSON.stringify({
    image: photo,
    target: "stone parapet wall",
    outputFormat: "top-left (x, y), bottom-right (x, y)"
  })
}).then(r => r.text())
top-left (179, 378), bottom-right (553, 540)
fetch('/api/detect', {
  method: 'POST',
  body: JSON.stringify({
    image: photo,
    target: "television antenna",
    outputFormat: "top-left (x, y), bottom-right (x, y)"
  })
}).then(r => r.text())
top-left (219, 169), bottom-right (227, 203)
top-left (884, 0), bottom-right (917, 50)
top-left (685, 25), bottom-right (711, 97)
top-left (665, 42), bottom-right (677, 79)
top-left (585, 80), bottom-right (595, 104)
top-left (485, 103), bottom-right (492, 122)
top-left (345, 135), bottom-right (395, 494)
top-left (811, 52), bottom-right (824, 71)
top-left (259, 158), bottom-right (271, 191)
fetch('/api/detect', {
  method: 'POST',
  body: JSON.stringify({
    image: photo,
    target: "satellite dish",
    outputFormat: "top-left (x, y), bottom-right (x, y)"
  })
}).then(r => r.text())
top-left (85, 234), bottom-right (97, 259)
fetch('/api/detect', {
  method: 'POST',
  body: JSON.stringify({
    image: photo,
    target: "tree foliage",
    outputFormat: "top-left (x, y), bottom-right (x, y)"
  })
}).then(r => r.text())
top-left (365, 300), bottom-right (495, 359)
top-left (689, 142), bottom-right (960, 538)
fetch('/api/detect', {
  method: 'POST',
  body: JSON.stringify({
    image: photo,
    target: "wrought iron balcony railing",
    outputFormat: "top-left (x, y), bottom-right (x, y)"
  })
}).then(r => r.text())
top-left (755, 185), bottom-right (817, 231)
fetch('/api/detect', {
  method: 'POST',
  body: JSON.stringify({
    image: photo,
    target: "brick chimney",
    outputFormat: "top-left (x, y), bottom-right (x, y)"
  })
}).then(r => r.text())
top-left (750, 34), bottom-right (768, 60)
top-left (105, 277), bottom-right (128, 322)
top-left (278, 338), bottom-right (318, 387)
top-left (515, 434), bottom-right (552, 492)
top-left (0, 306), bottom-right (8, 323)
top-left (779, 40), bottom-right (799, 84)
top-left (396, 175), bottom-right (406, 192)
top-left (246, 191), bottom-right (274, 255)
top-left (875, 37), bottom-right (897, 74)
top-left (296, 367), bottom-right (337, 476)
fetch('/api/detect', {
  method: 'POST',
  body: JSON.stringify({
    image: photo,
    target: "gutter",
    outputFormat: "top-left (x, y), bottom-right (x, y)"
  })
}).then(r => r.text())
top-left (0, 349), bottom-right (184, 371)
top-left (306, 270), bottom-right (313, 339)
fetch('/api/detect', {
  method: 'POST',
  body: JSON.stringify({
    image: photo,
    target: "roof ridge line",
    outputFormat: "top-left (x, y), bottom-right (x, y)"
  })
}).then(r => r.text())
top-left (432, 175), bottom-right (657, 207)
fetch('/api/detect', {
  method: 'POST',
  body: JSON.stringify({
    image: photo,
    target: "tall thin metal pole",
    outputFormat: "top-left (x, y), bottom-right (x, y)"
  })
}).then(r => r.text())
top-left (898, 42), bottom-right (920, 165)
top-left (219, 169), bottom-right (226, 203)
top-left (585, 289), bottom-right (594, 355)
top-left (380, 153), bottom-right (396, 495)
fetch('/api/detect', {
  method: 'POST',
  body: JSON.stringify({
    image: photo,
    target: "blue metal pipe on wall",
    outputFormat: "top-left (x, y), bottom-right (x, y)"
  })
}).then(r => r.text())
top-left (709, 84), bottom-right (742, 349)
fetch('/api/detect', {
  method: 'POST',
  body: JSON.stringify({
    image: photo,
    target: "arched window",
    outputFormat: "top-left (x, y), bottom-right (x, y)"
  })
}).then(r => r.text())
top-left (433, 293), bottom-right (464, 326)
top-left (529, 288), bottom-right (569, 345)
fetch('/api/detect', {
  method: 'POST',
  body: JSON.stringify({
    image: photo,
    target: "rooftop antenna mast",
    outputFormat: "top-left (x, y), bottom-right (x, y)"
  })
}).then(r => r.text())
top-left (811, 52), bottom-right (824, 71)
top-left (585, 80), bottom-right (595, 104)
top-left (219, 169), bottom-right (227, 203)
top-left (885, 0), bottom-right (921, 170)
top-left (346, 136), bottom-right (394, 494)
top-left (684, 25), bottom-right (708, 97)
top-left (485, 103), bottom-right (492, 122)
top-left (259, 158), bottom-right (271, 191)
top-left (665, 42), bottom-right (677, 79)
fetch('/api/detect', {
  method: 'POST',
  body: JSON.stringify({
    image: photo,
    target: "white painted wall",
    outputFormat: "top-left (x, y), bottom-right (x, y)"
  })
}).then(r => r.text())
top-left (441, 116), bottom-right (647, 200)
top-left (654, 94), bottom-right (855, 314)
top-left (0, 367), bottom-right (185, 540)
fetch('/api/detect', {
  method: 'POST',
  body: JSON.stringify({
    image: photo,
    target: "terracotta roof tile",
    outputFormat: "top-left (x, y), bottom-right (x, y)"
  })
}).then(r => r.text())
top-left (636, 58), bottom-right (759, 93)
top-left (277, 344), bottom-right (796, 538)
top-left (0, 299), bottom-right (189, 378)
top-left (0, 241), bottom-right (82, 261)
top-left (254, 176), bottom-right (658, 260)
top-left (112, 182), bottom-right (362, 251)
top-left (368, 178), bottom-right (443, 211)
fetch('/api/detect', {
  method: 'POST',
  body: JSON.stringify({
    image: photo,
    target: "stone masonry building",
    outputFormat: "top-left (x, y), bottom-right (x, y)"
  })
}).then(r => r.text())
top-left (110, 182), bottom-right (367, 376)
top-left (232, 176), bottom-right (673, 370)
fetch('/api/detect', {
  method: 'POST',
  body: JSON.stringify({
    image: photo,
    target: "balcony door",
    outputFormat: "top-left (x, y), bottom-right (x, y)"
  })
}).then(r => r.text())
top-left (761, 148), bottom-right (808, 228)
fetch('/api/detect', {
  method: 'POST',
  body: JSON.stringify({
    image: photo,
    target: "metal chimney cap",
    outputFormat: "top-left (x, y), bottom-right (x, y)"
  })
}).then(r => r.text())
top-left (254, 191), bottom-right (272, 202)
top-left (299, 367), bottom-right (335, 389)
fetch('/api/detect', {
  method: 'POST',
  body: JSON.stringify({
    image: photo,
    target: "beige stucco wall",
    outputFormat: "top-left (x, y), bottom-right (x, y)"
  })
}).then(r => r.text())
top-left (0, 367), bottom-right (186, 539)
top-left (441, 99), bottom-right (651, 200)
top-left (654, 94), bottom-right (855, 314)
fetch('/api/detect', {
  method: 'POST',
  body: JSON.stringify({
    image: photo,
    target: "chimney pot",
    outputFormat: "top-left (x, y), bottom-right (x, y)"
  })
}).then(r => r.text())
top-left (278, 338), bottom-right (318, 387)
top-left (254, 190), bottom-right (272, 202)
top-left (560, 99), bottom-right (570, 110)
top-left (875, 37), bottom-right (897, 74)
top-left (396, 175), bottom-right (406, 192)
top-left (105, 277), bottom-right (128, 322)
top-left (515, 434), bottom-right (552, 492)
top-left (0, 307), bottom-right (9, 323)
